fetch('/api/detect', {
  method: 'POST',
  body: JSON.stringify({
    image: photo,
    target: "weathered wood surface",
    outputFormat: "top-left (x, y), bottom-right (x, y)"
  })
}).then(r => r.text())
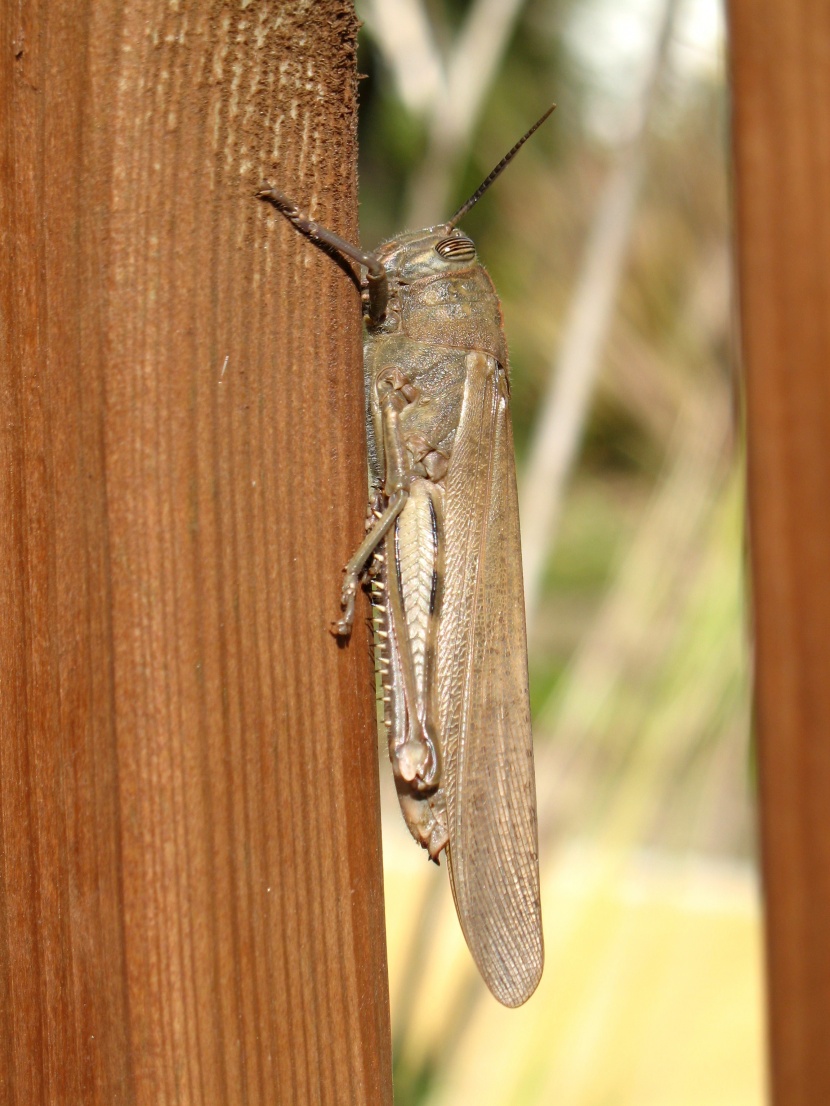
top-left (0, 1), bottom-right (392, 1102)
top-left (729, 1), bottom-right (830, 1101)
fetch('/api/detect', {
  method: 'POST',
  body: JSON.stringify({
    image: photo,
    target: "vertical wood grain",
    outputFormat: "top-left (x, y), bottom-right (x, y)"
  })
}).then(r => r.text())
top-left (729, 1), bottom-right (830, 1101)
top-left (0, 2), bottom-right (393, 1103)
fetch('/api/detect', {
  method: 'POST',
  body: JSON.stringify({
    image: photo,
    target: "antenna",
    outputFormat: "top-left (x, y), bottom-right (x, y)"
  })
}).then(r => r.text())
top-left (445, 104), bottom-right (556, 230)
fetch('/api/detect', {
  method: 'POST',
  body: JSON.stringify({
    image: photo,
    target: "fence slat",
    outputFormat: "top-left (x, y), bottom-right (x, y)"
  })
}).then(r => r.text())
top-left (0, 2), bottom-right (392, 1102)
top-left (729, 2), bottom-right (830, 1101)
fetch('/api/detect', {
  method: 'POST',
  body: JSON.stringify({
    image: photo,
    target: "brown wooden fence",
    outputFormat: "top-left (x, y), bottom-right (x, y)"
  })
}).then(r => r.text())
top-left (1, 1), bottom-right (392, 1102)
top-left (730, 0), bottom-right (830, 1101)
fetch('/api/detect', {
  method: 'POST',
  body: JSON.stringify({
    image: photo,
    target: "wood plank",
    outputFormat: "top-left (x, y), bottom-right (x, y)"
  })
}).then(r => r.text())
top-left (0, 2), bottom-right (392, 1102)
top-left (729, 1), bottom-right (830, 1101)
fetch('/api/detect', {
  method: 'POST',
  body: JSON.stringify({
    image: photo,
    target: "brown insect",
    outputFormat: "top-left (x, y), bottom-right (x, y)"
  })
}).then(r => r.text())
top-left (259, 106), bottom-right (553, 1006)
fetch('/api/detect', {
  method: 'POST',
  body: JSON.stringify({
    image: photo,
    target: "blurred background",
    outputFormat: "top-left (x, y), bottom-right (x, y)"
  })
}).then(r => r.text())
top-left (354, 0), bottom-right (763, 1102)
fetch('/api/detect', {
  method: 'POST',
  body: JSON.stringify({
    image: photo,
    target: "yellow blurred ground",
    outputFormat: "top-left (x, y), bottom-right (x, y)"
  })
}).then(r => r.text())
top-left (386, 829), bottom-right (766, 1106)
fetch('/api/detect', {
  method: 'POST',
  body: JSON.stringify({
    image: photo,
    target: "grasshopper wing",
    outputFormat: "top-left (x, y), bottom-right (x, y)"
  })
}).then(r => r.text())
top-left (436, 351), bottom-right (544, 1007)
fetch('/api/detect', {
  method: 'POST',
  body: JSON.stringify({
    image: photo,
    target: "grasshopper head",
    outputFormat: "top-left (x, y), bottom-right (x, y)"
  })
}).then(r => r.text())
top-left (373, 105), bottom-right (555, 286)
top-left (376, 227), bottom-right (478, 282)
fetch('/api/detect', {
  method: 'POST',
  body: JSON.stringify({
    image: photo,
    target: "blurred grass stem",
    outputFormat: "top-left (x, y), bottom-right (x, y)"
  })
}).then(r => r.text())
top-left (402, 0), bottom-right (529, 228)
top-left (360, 0), bottom-right (529, 223)
top-left (520, 0), bottom-right (682, 634)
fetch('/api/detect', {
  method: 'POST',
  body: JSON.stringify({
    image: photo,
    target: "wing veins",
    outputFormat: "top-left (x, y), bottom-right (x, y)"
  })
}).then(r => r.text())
top-left (437, 353), bottom-right (543, 1006)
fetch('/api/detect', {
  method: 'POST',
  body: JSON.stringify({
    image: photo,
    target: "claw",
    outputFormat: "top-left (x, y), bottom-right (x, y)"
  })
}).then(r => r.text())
top-left (330, 572), bottom-right (359, 637)
top-left (330, 617), bottom-right (352, 638)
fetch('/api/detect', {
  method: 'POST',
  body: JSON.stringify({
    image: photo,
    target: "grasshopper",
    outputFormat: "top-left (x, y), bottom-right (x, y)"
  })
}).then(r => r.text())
top-left (258, 106), bottom-right (552, 1006)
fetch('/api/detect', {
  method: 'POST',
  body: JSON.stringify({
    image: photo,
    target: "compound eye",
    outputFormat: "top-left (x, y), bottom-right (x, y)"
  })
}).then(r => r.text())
top-left (435, 235), bottom-right (476, 262)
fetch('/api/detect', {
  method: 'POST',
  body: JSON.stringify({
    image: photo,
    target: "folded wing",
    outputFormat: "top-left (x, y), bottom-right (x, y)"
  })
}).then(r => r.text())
top-left (436, 351), bottom-right (543, 1007)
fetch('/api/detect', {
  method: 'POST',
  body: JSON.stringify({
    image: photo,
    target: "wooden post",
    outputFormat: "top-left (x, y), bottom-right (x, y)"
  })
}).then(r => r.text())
top-left (729, 2), bottom-right (830, 1101)
top-left (0, 2), bottom-right (393, 1103)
